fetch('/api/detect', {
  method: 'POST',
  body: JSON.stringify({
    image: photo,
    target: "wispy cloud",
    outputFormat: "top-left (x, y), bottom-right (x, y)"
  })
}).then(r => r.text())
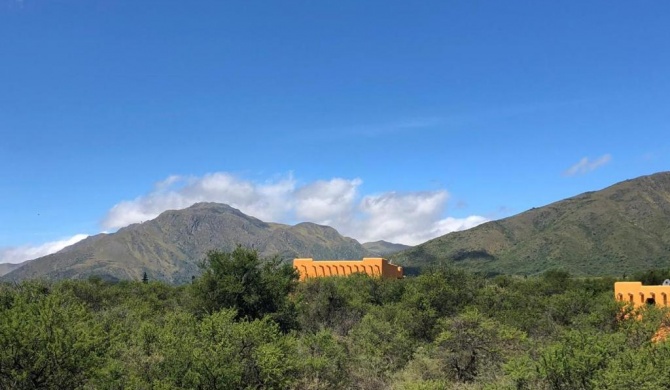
top-left (102, 172), bottom-right (488, 245)
top-left (563, 154), bottom-right (612, 177)
top-left (0, 234), bottom-right (88, 264)
top-left (641, 152), bottom-right (656, 162)
top-left (321, 97), bottom-right (598, 141)
top-left (315, 116), bottom-right (445, 140)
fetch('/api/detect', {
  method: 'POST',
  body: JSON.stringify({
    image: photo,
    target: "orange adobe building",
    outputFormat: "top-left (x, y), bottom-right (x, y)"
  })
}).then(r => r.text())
top-left (614, 281), bottom-right (670, 342)
top-left (614, 281), bottom-right (670, 308)
top-left (293, 258), bottom-right (404, 281)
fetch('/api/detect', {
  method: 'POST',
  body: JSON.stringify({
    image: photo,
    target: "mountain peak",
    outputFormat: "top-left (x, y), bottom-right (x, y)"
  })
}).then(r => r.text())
top-left (363, 240), bottom-right (412, 256)
top-left (186, 202), bottom-right (236, 210)
top-left (2, 204), bottom-right (368, 283)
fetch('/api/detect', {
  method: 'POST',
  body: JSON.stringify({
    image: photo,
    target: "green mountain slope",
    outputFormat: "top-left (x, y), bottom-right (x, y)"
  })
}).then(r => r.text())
top-left (392, 172), bottom-right (670, 276)
top-left (362, 240), bottom-right (412, 256)
top-left (2, 203), bottom-right (368, 283)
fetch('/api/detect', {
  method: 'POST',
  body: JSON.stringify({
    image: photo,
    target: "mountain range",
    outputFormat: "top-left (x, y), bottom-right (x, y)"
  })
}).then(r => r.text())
top-left (2, 203), bottom-right (375, 283)
top-left (391, 171), bottom-right (670, 276)
top-left (362, 240), bottom-right (412, 256)
top-left (4, 172), bottom-right (670, 282)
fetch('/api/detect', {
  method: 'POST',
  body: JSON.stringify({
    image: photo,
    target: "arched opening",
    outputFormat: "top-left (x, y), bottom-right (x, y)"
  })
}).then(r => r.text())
top-left (646, 297), bottom-right (656, 305)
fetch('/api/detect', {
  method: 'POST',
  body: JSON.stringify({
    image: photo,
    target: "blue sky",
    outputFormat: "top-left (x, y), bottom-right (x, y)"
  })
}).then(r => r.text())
top-left (1, 1), bottom-right (669, 262)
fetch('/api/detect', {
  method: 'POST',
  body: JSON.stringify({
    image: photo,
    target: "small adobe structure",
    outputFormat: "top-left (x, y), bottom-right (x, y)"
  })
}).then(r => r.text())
top-left (614, 281), bottom-right (670, 308)
top-left (293, 257), bottom-right (404, 281)
top-left (614, 281), bottom-right (670, 342)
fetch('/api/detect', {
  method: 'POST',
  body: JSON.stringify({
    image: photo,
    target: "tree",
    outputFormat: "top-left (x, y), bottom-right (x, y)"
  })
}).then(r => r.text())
top-left (142, 271), bottom-right (149, 284)
top-left (100, 309), bottom-right (301, 389)
top-left (0, 283), bottom-right (107, 389)
top-left (294, 330), bottom-right (350, 389)
top-left (537, 329), bottom-right (626, 390)
top-left (191, 246), bottom-right (299, 330)
top-left (431, 308), bottom-right (526, 383)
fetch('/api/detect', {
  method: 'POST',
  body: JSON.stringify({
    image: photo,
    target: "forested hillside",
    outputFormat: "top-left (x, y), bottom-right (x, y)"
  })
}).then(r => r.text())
top-left (393, 171), bottom-right (670, 276)
top-left (3, 247), bottom-right (670, 389)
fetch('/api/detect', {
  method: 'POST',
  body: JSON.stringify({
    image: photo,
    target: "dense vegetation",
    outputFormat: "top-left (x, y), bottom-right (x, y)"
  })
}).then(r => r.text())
top-left (3, 247), bottom-right (670, 389)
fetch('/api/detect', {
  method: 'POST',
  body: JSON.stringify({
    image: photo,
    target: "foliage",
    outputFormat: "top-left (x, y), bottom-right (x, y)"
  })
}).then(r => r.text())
top-left (0, 282), bottom-right (108, 389)
top-left (3, 248), bottom-right (670, 388)
top-left (632, 268), bottom-right (670, 285)
top-left (191, 246), bottom-right (299, 330)
top-left (432, 308), bottom-right (527, 382)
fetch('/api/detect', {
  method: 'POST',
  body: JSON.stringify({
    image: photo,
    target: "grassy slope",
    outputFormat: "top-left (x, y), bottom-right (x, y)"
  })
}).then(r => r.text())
top-left (392, 171), bottom-right (670, 276)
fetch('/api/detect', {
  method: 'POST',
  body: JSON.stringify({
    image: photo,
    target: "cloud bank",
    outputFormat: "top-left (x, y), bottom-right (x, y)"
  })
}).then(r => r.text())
top-left (564, 154), bottom-right (612, 176)
top-left (103, 173), bottom-right (488, 245)
top-left (0, 234), bottom-right (89, 264)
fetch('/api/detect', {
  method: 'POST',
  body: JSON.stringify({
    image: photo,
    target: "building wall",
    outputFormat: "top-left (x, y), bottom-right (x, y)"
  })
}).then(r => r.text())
top-left (293, 258), bottom-right (403, 281)
top-left (614, 281), bottom-right (670, 308)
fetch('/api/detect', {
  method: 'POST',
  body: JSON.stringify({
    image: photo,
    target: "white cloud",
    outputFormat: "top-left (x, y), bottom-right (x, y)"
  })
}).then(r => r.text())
top-left (294, 178), bottom-right (361, 226)
top-left (101, 172), bottom-right (488, 246)
top-left (354, 191), bottom-right (488, 245)
top-left (103, 173), bottom-right (297, 229)
top-left (563, 154), bottom-right (612, 176)
top-left (0, 234), bottom-right (89, 264)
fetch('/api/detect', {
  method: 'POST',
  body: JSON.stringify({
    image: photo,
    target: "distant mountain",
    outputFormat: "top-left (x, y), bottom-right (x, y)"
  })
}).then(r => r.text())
top-left (392, 172), bottom-right (670, 277)
top-left (0, 261), bottom-right (27, 277)
top-left (362, 240), bottom-right (412, 256)
top-left (2, 203), bottom-right (368, 283)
